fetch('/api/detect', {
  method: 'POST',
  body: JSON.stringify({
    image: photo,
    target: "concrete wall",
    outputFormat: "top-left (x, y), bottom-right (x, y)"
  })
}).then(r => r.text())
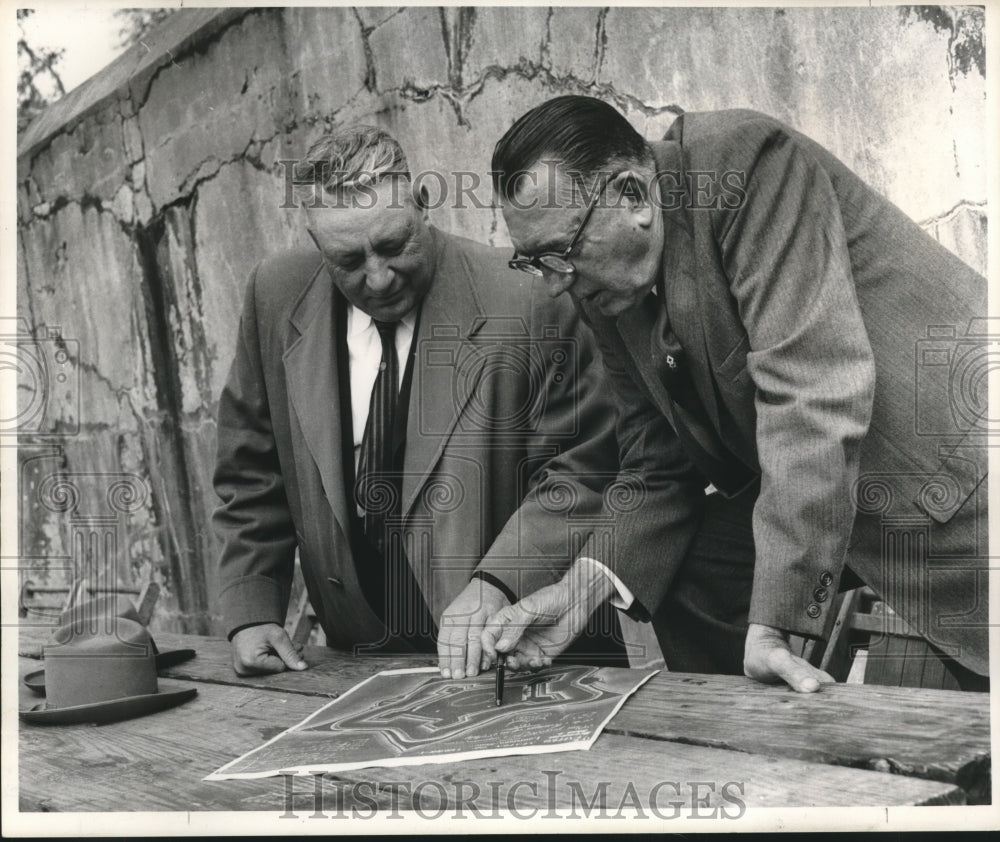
top-left (14, 6), bottom-right (987, 634)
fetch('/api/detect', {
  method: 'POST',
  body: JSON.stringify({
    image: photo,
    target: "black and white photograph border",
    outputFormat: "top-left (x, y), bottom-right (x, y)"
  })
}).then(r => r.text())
top-left (2, 0), bottom-right (998, 834)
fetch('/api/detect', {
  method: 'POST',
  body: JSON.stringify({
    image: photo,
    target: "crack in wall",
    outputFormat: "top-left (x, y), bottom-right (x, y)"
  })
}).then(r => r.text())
top-left (349, 5), bottom-right (414, 93)
top-left (149, 95), bottom-right (385, 221)
top-left (128, 8), bottom-right (261, 116)
top-left (166, 193), bottom-right (217, 408)
top-left (25, 194), bottom-right (136, 239)
top-left (439, 6), bottom-right (477, 96)
top-left (16, 214), bottom-right (164, 446)
top-left (352, 7), bottom-right (379, 93)
top-left (16, 233), bottom-right (41, 338)
top-left (919, 200), bottom-right (986, 229)
top-left (364, 6), bottom-right (408, 30)
top-left (395, 57), bottom-right (685, 128)
top-left (134, 216), bottom-right (211, 633)
top-left (171, 129), bottom-right (284, 208)
top-left (541, 7), bottom-right (555, 67)
top-left (370, 7), bottom-right (682, 126)
top-left (594, 7), bottom-right (610, 81)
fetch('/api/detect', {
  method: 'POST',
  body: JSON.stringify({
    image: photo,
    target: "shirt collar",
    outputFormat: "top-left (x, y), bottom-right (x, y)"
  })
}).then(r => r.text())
top-left (347, 304), bottom-right (418, 339)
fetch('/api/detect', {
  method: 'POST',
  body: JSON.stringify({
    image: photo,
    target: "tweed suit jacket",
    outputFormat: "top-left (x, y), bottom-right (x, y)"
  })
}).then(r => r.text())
top-left (580, 110), bottom-right (988, 672)
top-left (214, 226), bottom-right (618, 649)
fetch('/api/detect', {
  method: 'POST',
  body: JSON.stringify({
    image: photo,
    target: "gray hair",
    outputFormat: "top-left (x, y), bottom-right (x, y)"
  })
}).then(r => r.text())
top-left (296, 125), bottom-right (411, 194)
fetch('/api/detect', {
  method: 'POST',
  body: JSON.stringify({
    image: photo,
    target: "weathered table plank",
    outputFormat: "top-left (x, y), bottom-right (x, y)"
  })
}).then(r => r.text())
top-left (610, 673), bottom-right (991, 796)
top-left (19, 625), bottom-right (990, 799)
top-left (17, 659), bottom-right (962, 811)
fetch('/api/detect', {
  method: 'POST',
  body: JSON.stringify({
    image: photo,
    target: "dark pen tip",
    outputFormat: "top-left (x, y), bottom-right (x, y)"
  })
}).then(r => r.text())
top-left (495, 655), bottom-right (506, 706)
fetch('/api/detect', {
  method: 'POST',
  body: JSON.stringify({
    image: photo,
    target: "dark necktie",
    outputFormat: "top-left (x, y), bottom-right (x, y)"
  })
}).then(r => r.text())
top-left (356, 319), bottom-right (399, 556)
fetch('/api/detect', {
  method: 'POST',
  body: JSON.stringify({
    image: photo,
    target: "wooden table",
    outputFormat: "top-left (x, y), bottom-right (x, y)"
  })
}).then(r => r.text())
top-left (16, 625), bottom-right (991, 816)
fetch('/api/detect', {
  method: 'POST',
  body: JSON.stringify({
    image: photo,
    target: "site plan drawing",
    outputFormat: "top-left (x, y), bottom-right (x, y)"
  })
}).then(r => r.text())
top-left (207, 665), bottom-right (658, 779)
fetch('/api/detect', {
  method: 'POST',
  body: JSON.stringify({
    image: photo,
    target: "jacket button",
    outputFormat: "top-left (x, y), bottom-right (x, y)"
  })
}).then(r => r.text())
top-left (819, 572), bottom-right (833, 587)
top-left (813, 587), bottom-right (829, 603)
top-left (806, 603), bottom-right (821, 619)
top-left (327, 576), bottom-right (343, 588)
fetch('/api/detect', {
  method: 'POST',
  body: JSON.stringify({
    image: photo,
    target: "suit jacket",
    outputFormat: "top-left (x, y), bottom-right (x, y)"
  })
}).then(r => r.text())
top-left (214, 226), bottom-right (618, 649)
top-left (581, 110), bottom-right (988, 672)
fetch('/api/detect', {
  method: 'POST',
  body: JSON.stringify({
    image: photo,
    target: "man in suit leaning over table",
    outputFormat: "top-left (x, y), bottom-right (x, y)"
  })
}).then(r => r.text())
top-left (213, 125), bottom-right (625, 676)
top-left (478, 96), bottom-right (989, 692)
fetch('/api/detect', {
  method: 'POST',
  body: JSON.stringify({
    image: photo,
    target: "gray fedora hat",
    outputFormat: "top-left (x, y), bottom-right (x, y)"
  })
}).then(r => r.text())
top-left (23, 594), bottom-right (195, 696)
top-left (20, 617), bottom-right (197, 726)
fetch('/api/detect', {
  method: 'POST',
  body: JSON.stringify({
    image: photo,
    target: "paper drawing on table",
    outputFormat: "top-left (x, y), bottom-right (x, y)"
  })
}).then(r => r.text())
top-left (206, 665), bottom-right (658, 780)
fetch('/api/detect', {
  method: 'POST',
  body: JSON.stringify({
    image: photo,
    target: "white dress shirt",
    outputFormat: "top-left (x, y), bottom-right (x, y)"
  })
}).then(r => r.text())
top-left (581, 557), bottom-right (636, 610)
top-left (346, 304), bottom-right (417, 473)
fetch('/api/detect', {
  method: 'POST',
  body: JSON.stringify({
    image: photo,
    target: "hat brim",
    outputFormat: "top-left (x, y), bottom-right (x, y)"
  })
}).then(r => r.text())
top-left (19, 687), bottom-right (197, 725)
top-left (23, 649), bottom-right (197, 696)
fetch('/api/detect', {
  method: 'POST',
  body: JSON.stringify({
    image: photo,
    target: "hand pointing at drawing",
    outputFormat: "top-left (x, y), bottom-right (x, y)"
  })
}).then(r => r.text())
top-left (437, 578), bottom-right (510, 679)
top-left (480, 559), bottom-right (615, 671)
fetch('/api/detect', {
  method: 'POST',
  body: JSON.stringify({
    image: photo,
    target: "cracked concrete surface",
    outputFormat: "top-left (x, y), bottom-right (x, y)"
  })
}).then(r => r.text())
top-left (14, 6), bottom-right (987, 635)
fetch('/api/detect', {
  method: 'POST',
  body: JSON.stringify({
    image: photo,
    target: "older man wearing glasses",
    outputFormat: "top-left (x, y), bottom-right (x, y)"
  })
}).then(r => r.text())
top-left (478, 95), bottom-right (989, 693)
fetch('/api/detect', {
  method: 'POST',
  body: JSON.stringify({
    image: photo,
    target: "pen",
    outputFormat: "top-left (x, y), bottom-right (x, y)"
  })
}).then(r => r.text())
top-left (495, 655), bottom-right (506, 707)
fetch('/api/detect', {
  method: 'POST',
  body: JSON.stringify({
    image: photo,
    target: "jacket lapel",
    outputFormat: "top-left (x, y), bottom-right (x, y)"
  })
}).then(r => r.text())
top-left (401, 229), bottom-right (486, 518)
top-left (615, 303), bottom-right (676, 420)
top-left (615, 300), bottom-right (755, 495)
top-left (283, 266), bottom-right (350, 535)
top-left (695, 257), bottom-right (760, 458)
top-left (648, 140), bottom-right (722, 436)
top-left (651, 139), bottom-right (763, 464)
top-left (614, 303), bottom-right (713, 463)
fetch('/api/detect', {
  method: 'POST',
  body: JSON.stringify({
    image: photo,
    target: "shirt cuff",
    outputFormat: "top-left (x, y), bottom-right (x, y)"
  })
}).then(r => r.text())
top-left (579, 556), bottom-right (635, 611)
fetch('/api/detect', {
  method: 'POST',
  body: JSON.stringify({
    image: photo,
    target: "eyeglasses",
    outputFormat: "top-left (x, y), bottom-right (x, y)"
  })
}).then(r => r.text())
top-left (508, 178), bottom-right (609, 277)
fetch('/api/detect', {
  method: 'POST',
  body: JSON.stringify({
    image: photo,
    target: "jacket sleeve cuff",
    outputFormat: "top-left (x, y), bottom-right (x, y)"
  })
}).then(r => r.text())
top-left (748, 603), bottom-right (829, 640)
top-left (219, 575), bottom-right (286, 638)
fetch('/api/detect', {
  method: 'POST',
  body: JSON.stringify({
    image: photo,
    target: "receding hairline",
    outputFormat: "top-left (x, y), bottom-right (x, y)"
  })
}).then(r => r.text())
top-left (299, 174), bottom-right (424, 216)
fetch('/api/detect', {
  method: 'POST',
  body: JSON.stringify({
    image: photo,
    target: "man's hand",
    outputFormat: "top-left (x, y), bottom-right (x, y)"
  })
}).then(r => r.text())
top-left (480, 559), bottom-right (614, 671)
top-left (743, 622), bottom-right (835, 692)
top-left (437, 579), bottom-right (509, 679)
top-left (230, 623), bottom-right (308, 676)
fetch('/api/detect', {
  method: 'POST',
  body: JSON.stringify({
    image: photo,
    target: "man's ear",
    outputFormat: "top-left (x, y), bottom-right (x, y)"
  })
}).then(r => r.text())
top-left (414, 182), bottom-right (430, 219)
top-left (611, 169), bottom-right (654, 228)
